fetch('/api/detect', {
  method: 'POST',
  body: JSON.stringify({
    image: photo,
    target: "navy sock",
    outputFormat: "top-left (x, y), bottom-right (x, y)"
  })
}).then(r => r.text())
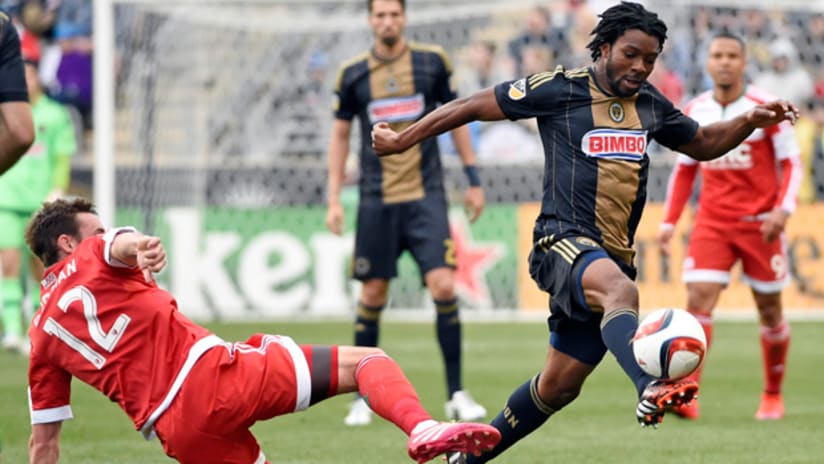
top-left (467, 375), bottom-right (554, 463)
top-left (600, 308), bottom-right (653, 395)
top-left (352, 302), bottom-right (383, 400)
top-left (354, 302), bottom-right (382, 347)
top-left (435, 298), bottom-right (462, 396)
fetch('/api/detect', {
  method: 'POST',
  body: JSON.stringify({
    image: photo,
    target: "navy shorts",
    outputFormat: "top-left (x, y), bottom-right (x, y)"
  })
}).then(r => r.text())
top-left (528, 234), bottom-right (635, 365)
top-left (352, 195), bottom-right (454, 281)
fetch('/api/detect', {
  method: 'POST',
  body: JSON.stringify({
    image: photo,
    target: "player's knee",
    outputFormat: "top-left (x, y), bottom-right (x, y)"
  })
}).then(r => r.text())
top-left (601, 278), bottom-right (638, 310)
top-left (537, 378), bottom-right (581, 410)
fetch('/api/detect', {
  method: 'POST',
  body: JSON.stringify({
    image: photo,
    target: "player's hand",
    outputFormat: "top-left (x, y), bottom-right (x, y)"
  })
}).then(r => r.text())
top-left (464, 186), bottom-right (485, 224)
top-left (371, 122), bottom-right (403, 156)
top-left (326, 202), bottom-right (344, 235)
top-left (760, 207), bottom-right (789, 243)
top-left (746, 100), bottom-right (800, 128)
top-left (656, 224), bottom-right (674, 256)
top-left (137, 236), bottom-right (166, 283)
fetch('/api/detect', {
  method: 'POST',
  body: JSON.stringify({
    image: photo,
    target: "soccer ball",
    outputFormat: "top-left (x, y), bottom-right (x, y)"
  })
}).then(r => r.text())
top-left (632, 308), bottom-right (707, 380)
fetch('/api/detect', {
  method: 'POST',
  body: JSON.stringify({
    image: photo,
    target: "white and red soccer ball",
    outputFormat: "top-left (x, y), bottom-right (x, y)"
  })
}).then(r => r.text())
top-left (632, 308), bottom-right (707, 380)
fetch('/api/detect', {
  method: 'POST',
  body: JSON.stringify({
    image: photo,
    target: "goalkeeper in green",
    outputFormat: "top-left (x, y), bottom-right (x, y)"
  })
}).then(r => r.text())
top-left (0, 51), bottom-right (76, 355)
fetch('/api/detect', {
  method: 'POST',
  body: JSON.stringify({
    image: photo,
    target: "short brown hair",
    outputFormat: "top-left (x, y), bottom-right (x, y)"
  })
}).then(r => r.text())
top-left (368, 0), bottom-right (405, 13)
top-left (25, 198), bottom-right (97, 266)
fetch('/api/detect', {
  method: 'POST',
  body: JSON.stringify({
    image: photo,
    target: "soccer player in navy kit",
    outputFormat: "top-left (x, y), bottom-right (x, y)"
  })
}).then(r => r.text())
top-left (372, 2), bottom-right (799, 462)
top-left (326, 0), bottom-right (487, 425)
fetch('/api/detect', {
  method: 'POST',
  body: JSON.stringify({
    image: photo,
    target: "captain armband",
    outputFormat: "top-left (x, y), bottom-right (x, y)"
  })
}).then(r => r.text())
top-left (463, 165), bottom-right (481, 187)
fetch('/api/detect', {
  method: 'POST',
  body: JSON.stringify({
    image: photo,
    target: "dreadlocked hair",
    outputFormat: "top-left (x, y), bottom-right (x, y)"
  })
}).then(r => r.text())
top-left (586, 1), bottom-right (668, 61)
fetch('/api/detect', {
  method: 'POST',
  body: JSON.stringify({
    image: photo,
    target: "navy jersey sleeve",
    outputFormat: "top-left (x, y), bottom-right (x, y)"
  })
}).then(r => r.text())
top-left (432, 49), bottom-right (457, 104)
top-left (649, 91), bottom-right (698, 150)
top-left (0, 11), bottom-right (28, 103)
top-left (493, 71), bottom-right (565, 121)
top-left (333, 64), bottom-right (358, 121)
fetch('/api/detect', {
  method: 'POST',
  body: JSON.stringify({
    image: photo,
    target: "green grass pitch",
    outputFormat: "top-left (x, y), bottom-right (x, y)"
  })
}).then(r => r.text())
top-left (2, 320), bottom-right (822, 463)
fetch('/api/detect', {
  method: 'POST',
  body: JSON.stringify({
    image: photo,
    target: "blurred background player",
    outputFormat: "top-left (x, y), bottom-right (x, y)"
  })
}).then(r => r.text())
top-left (0, 7), bottom-right (34, 174)
top-left (25, 198), bottom-right (501, 464)
top-left (326, 0), bottom-right (486, 426)
top-left (1, 32), bottom-right (74, 354)
top-left (657, 32), bottom-right (801, 421)
top-left (372, 3), bottom-right (800, 461)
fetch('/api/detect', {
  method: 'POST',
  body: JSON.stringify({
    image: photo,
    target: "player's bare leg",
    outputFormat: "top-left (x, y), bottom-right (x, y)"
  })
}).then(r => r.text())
top-left (752, 290), bottom-right (788, 420)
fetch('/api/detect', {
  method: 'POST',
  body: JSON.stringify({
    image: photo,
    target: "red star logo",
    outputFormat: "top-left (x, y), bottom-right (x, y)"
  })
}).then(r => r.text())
top-left (449, 213), bottom-right (505, 307)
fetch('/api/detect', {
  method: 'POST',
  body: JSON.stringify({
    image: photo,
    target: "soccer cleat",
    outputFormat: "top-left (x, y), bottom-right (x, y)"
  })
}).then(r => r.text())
top-left (343, 397), bottom-right (372, 426)
top-left (755, 392), bottom-right (784, 420)
top-left (671, 398), bottom-right (700, 420)
top-left (407, 421), bottom-right (500, 464)
top-left (445, 391), bottom-right (487, 421)
top-left (636, 379), bottom-right (699, 427)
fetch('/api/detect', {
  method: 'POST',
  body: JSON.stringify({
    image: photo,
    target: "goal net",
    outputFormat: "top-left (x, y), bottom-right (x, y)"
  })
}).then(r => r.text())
top-left (95, 0), bottom-right (824, 320)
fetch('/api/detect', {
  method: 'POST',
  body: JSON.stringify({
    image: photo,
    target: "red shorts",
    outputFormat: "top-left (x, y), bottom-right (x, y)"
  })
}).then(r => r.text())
top-left (683, 218), bottom-right (789, 293)
top-left (153, 334), bottom-right (339, 464)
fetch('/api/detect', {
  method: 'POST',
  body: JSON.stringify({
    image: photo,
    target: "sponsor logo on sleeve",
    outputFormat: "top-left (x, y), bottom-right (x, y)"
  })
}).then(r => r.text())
top-left (581, 129), bottom-right (648, 161)
top-left (367, 94), bottom-right (425, 124)
top-left (508, 79), bottom-right (527, 100)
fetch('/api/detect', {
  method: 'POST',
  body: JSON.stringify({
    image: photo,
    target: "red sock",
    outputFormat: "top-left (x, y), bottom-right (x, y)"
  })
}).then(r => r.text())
top-left (355, 354), bottom-right (432, 435)
top-left (760, 319), bottom-right (790, 394)
top-left (685, 309), bottom-right (714, 384)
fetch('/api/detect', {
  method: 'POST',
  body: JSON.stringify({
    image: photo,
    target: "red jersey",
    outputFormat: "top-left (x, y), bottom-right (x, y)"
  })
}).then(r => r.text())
top-left (662, 87), bottom-right (802, 225)
top-left (28, 228), bottom-right (221, 438)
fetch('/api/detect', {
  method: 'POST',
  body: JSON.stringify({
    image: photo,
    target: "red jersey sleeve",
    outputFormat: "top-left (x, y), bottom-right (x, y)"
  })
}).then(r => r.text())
top-left (28, 350), bottom-right (73, 424)
top-left (769, 121), bottom-right (802, 214)
top-left (662, 156), bottom-right (699, 227)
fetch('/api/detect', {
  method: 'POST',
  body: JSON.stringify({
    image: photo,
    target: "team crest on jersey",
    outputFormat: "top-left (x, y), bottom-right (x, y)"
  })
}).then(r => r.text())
top-left (385, 76), bottom-right (399, 94)
top-left (609, 102), bottom-right (625, 122)
top-left (581, 129), bottom-right (648, 161)
top-left (367, 94), bottom-right (424, 124)
top-left (508, 79), bottom-right (527, 100)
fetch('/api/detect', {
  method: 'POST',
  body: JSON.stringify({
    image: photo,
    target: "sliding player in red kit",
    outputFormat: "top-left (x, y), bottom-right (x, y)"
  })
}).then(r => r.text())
top-left (658, 32), bottom-right (802, 421)
top-left (26, 198), bottom-right (499, 464)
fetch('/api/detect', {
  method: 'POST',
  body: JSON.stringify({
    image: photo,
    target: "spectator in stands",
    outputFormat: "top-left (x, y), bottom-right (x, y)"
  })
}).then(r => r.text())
top-left (51, 0), bottom-right (92, 128)
top-left (754, 38), bottom-right (814, 107)
top-left (648, 56), bottom-right (684, 108)
top-left (552, 0), bottom-right (596, 67)
top-left (507, 5), bottom-right (568, 76)
top-left (797, 14), bottom-right (824, 71)
top-left (457, 40), bottom-right (506, 97)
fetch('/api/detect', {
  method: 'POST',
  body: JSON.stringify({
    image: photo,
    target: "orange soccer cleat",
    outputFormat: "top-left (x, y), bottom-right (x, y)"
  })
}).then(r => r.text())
top-left (637, 379), bottom-right (699, 427)
top-left (755, 392), bottom-right (784, 420)
top-left (407, 421), bottom-right (500, 464)
top-left (671, 398), bottom-right (700, 420)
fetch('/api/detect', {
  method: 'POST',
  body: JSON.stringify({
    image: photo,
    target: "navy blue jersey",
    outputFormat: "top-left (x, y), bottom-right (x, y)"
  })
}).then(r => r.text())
top-left (495, 66), bottom-right (698, 267)
top-left (333, 43), bottom-right (456, 203)
top-left (0, 10), bottom-right (27, 103)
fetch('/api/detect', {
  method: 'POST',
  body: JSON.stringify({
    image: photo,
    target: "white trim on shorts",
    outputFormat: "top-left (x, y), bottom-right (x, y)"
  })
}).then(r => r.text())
top-left (742, 274), bottom-right (790, 294)
top-left (682, 269), bottom-right (730, 285)
top-left (140, 334), bottom-right (224, 440)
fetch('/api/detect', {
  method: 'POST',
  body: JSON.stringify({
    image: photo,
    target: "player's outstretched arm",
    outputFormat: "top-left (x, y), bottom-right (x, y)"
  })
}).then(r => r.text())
top-left (0, 101), bottom-right (34, 174)
top-left (111, 232), bottom-right (167, 281)
top-left (677, 100), bottom-right (799, 161)
top-left (30, 422), bottom-right (62, 464)
top-left (372, 88), bottom-right (506, 156)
